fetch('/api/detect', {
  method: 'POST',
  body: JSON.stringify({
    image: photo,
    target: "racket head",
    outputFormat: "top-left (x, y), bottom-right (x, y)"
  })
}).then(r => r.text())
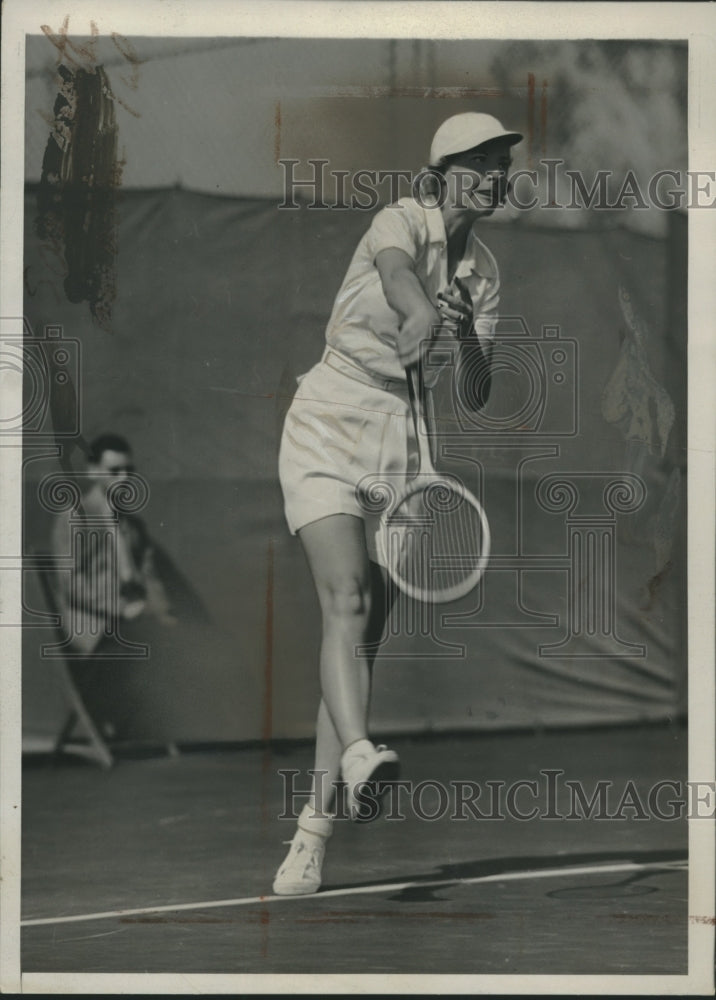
top-left (377, 473), bottom-right (490, 604)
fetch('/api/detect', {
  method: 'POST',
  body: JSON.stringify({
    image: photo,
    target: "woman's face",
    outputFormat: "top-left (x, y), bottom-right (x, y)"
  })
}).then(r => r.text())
top-left (443, 138), bottom-right (514, 215)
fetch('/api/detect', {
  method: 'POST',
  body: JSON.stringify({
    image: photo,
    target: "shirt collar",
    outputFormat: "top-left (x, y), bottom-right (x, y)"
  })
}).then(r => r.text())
top-left (465, 228), bottom-right (497, 280)
top-left (422, 199), bottom-right (494, 280)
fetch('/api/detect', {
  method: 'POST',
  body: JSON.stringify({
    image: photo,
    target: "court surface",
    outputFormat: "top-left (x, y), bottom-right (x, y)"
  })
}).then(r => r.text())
top-left (22, 723), bottom-right (687, 975)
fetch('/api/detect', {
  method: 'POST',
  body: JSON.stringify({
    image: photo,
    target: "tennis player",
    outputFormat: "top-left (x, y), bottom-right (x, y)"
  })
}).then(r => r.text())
top-left (274, 112), bottom-right (522, 894)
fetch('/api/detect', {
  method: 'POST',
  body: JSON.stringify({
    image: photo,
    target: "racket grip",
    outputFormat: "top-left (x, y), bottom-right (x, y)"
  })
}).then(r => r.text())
top-left (406, 361), bottom-right (420, 411)
top-left (406, 361), bottom-right (434, 474)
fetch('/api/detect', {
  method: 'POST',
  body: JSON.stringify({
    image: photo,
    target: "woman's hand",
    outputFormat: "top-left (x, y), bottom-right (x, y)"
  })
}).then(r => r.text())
top-left (437, 277), bottom-right (474, 338)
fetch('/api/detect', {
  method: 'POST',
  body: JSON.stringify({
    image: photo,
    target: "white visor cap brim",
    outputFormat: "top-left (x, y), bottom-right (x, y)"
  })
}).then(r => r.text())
top-left (429, 112), bottom-right (523, 166)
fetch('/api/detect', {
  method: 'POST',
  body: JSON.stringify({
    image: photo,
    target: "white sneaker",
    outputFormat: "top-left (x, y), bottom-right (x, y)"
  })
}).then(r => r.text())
top-left (272, 828), bottom-right (328, 896)
top-left (341, 740), bottom-right (401, 822)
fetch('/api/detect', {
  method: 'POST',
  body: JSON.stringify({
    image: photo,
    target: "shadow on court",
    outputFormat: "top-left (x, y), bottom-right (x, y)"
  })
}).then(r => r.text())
top-left (330, 846), bottom-right (686, 896)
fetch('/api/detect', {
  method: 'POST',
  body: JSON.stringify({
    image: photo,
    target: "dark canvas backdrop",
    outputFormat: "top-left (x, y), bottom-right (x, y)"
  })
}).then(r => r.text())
top-left (22, 188), bottom-right (687, 744)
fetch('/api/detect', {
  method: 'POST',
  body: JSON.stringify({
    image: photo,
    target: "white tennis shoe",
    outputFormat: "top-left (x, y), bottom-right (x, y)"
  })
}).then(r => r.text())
top-left (341, 739), bottom-right (401, 822)
top-left (272, 828), bottom-right (329, 896)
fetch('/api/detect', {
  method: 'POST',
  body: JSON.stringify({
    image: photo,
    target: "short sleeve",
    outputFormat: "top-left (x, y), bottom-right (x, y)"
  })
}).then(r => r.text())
top-left (364, 200), bottom-right (422, 263)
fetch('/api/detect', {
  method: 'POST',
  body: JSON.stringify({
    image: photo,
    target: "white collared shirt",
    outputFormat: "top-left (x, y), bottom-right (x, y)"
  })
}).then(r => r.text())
top-left (324, 196), bottom-right (500, 380)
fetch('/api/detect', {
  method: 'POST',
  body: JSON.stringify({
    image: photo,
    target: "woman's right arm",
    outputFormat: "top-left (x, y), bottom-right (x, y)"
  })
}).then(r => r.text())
top-left (375, 248), bottom-right (441, 369)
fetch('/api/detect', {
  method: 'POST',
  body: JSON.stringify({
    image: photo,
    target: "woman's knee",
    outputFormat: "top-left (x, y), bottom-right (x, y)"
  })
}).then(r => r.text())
top-left (317, 574), bottom-right (371, 620)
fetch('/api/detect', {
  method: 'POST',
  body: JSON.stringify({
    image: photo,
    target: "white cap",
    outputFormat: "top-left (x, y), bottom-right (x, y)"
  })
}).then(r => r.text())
top-left (429, 112), bottom-right (523, 166)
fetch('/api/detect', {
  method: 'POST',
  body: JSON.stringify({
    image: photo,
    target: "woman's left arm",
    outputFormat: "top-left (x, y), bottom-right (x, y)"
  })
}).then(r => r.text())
top-left (439, 275), bottom-right (498, 411)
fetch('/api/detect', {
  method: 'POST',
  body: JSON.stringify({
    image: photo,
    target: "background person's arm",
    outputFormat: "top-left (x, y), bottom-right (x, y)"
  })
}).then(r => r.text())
top-left (140, 543), bottom-right (178, 624)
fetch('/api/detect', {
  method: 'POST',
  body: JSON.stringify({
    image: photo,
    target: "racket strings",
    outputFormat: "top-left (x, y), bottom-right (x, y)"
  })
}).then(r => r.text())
top-left (387, 478), bottom-right (486, 600)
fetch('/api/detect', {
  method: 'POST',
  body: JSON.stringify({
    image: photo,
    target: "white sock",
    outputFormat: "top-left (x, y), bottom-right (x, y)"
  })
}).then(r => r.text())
top-left (297, 803), bottom-right (333, 838)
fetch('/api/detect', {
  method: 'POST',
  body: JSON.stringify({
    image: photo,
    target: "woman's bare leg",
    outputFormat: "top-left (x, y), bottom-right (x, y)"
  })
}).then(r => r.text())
top-left (273, 516), bottom-right (393, 892)
top-left (299, 514), bottom-right (379, 745)
top-left (306, 554), bottom-right (393, 818)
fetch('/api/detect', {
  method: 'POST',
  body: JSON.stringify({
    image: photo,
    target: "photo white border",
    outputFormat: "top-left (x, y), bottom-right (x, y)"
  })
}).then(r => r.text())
top-left (1, 2), bottom-right (714, 994)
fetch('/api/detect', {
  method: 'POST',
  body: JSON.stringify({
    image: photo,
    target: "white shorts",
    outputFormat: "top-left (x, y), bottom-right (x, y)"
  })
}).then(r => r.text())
top-left (278, 348), bottom-right (418, 565)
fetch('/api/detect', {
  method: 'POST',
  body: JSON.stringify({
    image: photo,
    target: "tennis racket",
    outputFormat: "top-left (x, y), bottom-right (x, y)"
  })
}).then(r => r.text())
top-left (377, 361), bottom-right (490, 603)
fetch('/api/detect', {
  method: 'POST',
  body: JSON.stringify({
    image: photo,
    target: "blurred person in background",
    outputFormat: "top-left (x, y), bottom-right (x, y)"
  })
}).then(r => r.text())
top-left (50, 432), bottom-right (176, 656)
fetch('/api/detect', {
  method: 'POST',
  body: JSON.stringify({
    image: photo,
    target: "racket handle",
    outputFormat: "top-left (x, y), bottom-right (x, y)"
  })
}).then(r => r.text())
top-left (406, 361), bottom-right (435, 474)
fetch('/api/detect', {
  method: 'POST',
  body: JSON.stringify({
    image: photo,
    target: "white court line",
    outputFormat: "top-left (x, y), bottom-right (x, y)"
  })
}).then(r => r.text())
top-left (21, 859), bottom-right (686, 929)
